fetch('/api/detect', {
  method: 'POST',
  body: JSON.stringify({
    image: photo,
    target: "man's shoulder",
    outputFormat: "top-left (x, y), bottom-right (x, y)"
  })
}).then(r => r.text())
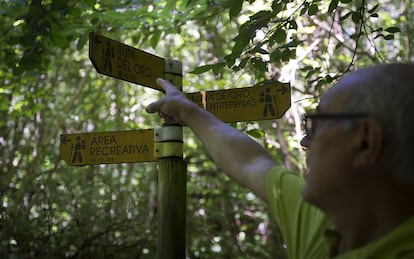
top-left (266, 166), bottom-right (304, 190)
top-left (335, 216), bottom-right (414, 259)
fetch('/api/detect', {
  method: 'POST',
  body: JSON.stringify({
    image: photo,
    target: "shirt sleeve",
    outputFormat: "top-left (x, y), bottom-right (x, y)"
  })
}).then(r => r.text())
top-left (266, 166), bottom-right (332, 259)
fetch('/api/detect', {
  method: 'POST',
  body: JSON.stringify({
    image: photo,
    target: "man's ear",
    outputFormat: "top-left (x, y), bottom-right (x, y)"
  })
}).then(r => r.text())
top-left (352, 118), bottom-right (384, 168)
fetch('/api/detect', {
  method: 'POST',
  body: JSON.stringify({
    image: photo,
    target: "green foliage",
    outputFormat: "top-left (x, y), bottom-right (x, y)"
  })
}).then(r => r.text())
top-left (0, 0), bottom-right (411, 258)
top-left (191, 0), bottom-right (406, 88)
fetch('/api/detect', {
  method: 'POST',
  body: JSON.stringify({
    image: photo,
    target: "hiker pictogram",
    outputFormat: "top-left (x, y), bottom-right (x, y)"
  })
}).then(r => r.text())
top-left (260, 87), bottom-right (278, 117)
top-left (71, 137), bottom-right (85, 163)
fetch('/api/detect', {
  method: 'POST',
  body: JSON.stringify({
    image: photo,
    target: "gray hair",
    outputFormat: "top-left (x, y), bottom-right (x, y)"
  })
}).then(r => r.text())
top-left (345, 63), bottom-right (414, 183)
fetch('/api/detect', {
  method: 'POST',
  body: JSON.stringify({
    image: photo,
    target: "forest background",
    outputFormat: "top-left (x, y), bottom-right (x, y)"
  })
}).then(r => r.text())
top-left (0, 0), bottom-right (411, 258)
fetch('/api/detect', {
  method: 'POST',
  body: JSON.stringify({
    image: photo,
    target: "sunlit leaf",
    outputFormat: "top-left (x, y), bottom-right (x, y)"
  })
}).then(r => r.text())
top-left (247, 129), bottom-right (264, 138)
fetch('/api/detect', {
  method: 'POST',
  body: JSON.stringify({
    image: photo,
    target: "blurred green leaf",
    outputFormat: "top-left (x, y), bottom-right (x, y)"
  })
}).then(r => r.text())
top-left (384, 34), bottom-right (395, 40)
top-left (51, 33), bottom-right (69, 49)
top-left (150, 29), bottom-right (162, 49)
top-left (247, 129), bottom-right (264, 138)
top-left (384, 26), bottom-right (401, 33)
top-left (229, 0), bottom-right (243, 19)
top-left (189, 64), bottom-right (215, 74)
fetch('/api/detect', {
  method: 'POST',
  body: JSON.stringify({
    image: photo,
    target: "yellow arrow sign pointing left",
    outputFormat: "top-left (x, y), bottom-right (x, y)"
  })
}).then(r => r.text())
top-left (60, 129), bottom-right (156, 166)
top-left (89, 32), bottom-right (165, 91)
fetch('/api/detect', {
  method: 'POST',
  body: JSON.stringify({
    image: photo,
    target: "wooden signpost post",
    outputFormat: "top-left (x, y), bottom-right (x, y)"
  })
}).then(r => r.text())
top-left (60, 32), bottom-right (291, 258)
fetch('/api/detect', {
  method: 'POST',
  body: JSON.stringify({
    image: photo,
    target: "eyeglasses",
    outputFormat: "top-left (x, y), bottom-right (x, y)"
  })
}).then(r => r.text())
top-left (303, 113), bottom-right (368, 138)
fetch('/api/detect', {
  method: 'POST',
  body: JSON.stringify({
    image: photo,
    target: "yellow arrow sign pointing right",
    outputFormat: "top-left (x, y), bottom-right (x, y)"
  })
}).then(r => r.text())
top-left (186, 81), bottom-right (291, 123)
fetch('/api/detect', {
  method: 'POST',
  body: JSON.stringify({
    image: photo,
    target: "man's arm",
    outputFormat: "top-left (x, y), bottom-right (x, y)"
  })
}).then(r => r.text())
top-left (146, 79), bottom-right (276, 202)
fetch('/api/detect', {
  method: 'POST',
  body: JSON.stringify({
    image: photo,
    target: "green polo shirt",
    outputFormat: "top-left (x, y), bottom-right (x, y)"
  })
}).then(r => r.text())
top-left (265, 166), bottom-right (414, 258)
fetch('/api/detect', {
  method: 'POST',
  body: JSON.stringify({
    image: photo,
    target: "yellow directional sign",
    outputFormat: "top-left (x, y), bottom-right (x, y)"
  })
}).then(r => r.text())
top-left (89, 32), bottom-right (165, 91)
top-left (60, 129), bottom-right (155, 165)
top-left (186, 81), bottom-right (290, 123)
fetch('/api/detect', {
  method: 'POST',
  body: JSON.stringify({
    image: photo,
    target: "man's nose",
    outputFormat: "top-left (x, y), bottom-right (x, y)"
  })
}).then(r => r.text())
top-left (300, 135), bottom-right (311, 148)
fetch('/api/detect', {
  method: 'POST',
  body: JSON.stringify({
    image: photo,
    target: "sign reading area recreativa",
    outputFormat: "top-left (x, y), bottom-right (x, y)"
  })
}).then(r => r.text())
top-left (60, 130), bottom-right (155, 166)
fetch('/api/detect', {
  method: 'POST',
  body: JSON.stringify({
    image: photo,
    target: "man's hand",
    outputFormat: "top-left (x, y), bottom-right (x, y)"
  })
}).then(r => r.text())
top-left (146, 78), bottom-right (196, 125)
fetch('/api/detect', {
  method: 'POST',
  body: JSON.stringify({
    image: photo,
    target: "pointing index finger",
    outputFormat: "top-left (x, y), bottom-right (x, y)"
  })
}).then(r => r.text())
top-left (156, 78), bottom-right (180, 93)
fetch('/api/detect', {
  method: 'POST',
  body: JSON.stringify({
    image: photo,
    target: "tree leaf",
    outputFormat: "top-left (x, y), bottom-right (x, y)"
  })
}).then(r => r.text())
top-left (229, 0), bottom-right (243, 19)
top-left (351, 11), bottom-right (361, 23)
top-left (384, 34), bottom-right (395, 40)
top-left (272, 28), bottom-right (287, 44)
top-left (190, 63), bottom-right (224, 75)
top-left (250, 10), bottom-right (271, 21)
top-left (281, 49), bottom-right (294, 61)
top-left (189, 64), bottom-right (214, 74)
top-left (368, 3), bottom-right (380, 13)
top-left (76, 34), bottom-right (88, 51)
top-left (255, 47), bottom-right (269, 54)
top-left (250, 57), bottom-right (267, 72)
top-left (247, 129), bottom-right (264, 138)
top-left (163, 0), bottom-right (176, 13)
top-left (232, 29), bottom-right (251, 55)
top-left (328, 0), bottom-right (339, 13)
top-left (340, 11), bottom-right (352, 20)
top-left (233, 57), bottom-right (248, 71)
top-left (51, 33), bottom-right (69, 49)
top-left (150, 30), bottom-right (162, 49)
top-left (384, 26), bottom-right (401, 33)
top-left (308, 4), bottom-right (318, 16)
top-left (272, 2), bottom-right (282, 14)
top-left (289, 20), bottom-right (298, 30)
top-left (84, 0), bottom-right (96, 9)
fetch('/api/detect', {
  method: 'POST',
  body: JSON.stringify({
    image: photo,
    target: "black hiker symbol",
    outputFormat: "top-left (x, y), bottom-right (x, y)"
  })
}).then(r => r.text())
top-left (102, 41), bottom-right (115, 73)
top-left (72, 137), bottom-right (86, 163)
top-left (260, 87), bottom-right (277, 117)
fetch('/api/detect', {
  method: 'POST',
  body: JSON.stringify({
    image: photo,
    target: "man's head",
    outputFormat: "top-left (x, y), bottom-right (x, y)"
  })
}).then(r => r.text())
top-left (301, 63), bottom-right (414, 209)
top-left (345, 64), bottom-right (414, 183)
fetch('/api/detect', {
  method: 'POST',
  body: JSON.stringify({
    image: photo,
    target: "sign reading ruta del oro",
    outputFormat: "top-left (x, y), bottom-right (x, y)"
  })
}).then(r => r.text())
top-left (89, 32), bottom-right (164, 91)
top-left (60, 130), bottom-right (156, 166)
